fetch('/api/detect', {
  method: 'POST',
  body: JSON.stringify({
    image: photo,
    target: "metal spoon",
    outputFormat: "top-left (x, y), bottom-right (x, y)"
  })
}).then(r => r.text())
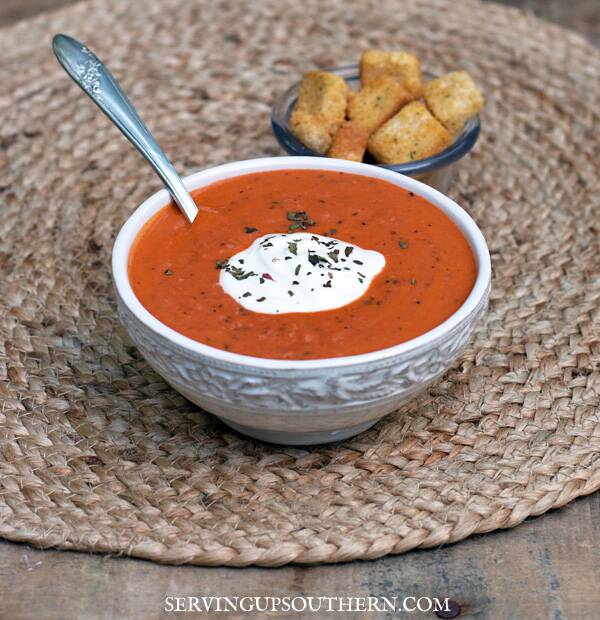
top-left (52, 34), bottom-right (198, 224)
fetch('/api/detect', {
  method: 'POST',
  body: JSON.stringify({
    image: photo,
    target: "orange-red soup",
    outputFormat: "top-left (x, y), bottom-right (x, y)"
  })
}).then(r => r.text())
top-left (128, 170), bottom-right (476, 359)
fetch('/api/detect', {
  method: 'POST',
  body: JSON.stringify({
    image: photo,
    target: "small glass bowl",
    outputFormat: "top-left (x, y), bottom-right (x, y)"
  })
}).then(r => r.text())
top-left (271, 65), bottom-right (481, 193)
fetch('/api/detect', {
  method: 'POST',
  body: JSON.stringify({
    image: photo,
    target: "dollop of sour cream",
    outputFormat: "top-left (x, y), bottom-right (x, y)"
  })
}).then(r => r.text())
top-left (219, 233), bottom-right (385, 314)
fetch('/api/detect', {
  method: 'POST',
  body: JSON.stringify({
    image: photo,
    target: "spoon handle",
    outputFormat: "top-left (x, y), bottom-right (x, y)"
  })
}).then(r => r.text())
top-left (52, 34), bottom-right (198, 224)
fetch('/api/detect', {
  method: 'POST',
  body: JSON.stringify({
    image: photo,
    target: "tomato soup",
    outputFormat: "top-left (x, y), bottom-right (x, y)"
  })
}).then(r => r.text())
top-left (128, 170), bottom-right (476, 359)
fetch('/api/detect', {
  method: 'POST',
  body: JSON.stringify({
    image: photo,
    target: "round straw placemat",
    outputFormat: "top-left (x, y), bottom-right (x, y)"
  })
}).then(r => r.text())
top-left (1, 0), bottom-right (599, 567)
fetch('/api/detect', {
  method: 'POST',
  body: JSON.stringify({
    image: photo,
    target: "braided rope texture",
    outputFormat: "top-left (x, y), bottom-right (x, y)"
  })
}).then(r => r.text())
top-left (0, 0), bottom-right (599, 566)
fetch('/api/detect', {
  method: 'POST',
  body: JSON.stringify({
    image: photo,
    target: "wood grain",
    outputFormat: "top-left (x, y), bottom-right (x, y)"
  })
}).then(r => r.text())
top-left (2, 492), bottom-right (599, 619)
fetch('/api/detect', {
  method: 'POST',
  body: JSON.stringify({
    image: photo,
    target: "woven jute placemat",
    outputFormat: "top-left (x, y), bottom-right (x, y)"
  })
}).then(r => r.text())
top-left (1, 0), bottom-right (599, 567)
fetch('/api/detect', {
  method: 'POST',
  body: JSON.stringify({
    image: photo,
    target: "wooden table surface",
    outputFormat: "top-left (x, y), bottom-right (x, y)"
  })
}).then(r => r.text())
top-left (1, 2), bottom-right (599, 619)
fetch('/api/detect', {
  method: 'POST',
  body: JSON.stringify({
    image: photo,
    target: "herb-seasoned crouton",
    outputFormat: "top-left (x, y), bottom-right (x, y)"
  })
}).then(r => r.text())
top-left (367, 101), bottom-right (452, 164)
top-left (360, 50), bottom-right (423, 98)
top-left (424, 71), bottom-right (484, 134)
top-left (289, 71), bottom-right (348, 154)
top-left (347, 76), bottom-right (413, 133)
top-left (327, 122), bottom-right (370, 161)
top-left (289, 110), bottom-right (333, 155)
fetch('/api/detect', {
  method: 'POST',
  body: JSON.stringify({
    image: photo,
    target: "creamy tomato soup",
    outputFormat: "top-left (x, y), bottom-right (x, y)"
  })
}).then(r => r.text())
top-left (128, 170), bottom-right (476, 359)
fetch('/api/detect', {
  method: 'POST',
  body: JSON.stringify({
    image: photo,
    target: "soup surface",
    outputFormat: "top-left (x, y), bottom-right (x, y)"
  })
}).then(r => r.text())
top-left (128, 170), bottom-right (476, 359)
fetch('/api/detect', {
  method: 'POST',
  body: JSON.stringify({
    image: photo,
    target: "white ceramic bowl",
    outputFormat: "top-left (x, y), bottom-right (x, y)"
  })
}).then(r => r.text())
top-left (112, 157), bottom-right (491, 445)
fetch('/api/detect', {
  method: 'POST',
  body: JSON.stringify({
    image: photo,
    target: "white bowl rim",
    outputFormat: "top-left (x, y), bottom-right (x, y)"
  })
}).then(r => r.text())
top-left (112, 156), bottom-right (491, 370)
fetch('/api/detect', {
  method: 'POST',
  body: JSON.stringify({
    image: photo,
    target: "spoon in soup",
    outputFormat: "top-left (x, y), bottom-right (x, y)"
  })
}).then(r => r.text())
top-left (52, 34), bottom-right (198, 224)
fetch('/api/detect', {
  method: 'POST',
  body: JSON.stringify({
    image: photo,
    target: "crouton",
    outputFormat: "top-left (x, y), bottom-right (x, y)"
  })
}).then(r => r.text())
top-left (360, 50), bottom-right (423, 98)
top-left (289, 110), bottom-right (332, 154)
top-left (347, 76), bottom-right (413, 133)
top-left (424, 71), bottom-right (484, 134)
top-left (367, 101), bottom-right (452, 164)
top-left (289, 71), bottom-right (348, 154)
top-left (327, 122), bottom-right (370, 161)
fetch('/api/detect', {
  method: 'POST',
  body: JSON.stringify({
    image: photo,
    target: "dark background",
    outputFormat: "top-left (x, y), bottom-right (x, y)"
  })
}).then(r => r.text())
top-left (496, 0), bottom-right (599, 46)
top-left (2, 0), bottom-right (599, 47)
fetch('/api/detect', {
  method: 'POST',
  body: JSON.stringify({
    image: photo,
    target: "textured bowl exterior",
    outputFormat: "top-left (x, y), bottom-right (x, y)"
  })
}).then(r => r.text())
top-left (112, 157), bottom-right (491, 444)
top-left (116, 287), bottom-right (489, 441)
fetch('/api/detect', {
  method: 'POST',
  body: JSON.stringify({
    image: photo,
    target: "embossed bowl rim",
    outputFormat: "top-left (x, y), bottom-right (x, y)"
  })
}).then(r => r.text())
top-left (112, 156), bottom-right (491, 369)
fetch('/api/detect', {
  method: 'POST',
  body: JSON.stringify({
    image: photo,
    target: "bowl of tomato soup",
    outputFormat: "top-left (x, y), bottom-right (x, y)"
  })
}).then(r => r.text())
top-left (113, 157), bottom-right (490, 445)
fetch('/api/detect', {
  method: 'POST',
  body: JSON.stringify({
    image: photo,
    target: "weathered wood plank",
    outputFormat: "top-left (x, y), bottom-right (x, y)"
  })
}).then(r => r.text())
top-left (1, 492), bottom-right (598, 619)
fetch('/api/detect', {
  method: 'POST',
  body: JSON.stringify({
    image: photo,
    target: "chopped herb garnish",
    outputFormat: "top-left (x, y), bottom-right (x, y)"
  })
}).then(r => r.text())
top-left (327, 250), bottom-right (340, 263)
top-left (294, 264), bottom-right (301, 276)
top-left (323, 280), bottom-right (332, 288)
top-left (287, 290), bottom-right (294, 297)
top-left (163, 268), bottom-right (173, 276)
top-left (244, 226), bottom-right (258, 233)
top-left (215, 259), bottom-right (229, 270)
top-left (256, 297), bottom-right (266, 302)
top-left (242, 292), bottom-right (252, 297)
top-left (399, 240), bottom-right (409, 249)
top-left (226, 265), bottom-right (256, 280)
top-left (308, 253), bottom-right (329, 267)
top-left (353, 259), bottom-right (363, 265)
top-left (287, 241), bottom-right (298, 255)
top-left (344, 246), bottom-right (354, 257)
top-left (287, 210), bottom-right (317, 232)
top-left (410, 278), bottom-right (417, 285)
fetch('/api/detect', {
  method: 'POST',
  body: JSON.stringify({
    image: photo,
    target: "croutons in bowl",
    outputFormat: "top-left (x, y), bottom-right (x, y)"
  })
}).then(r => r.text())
top-left (272, 63), bottom-right (481, 193)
